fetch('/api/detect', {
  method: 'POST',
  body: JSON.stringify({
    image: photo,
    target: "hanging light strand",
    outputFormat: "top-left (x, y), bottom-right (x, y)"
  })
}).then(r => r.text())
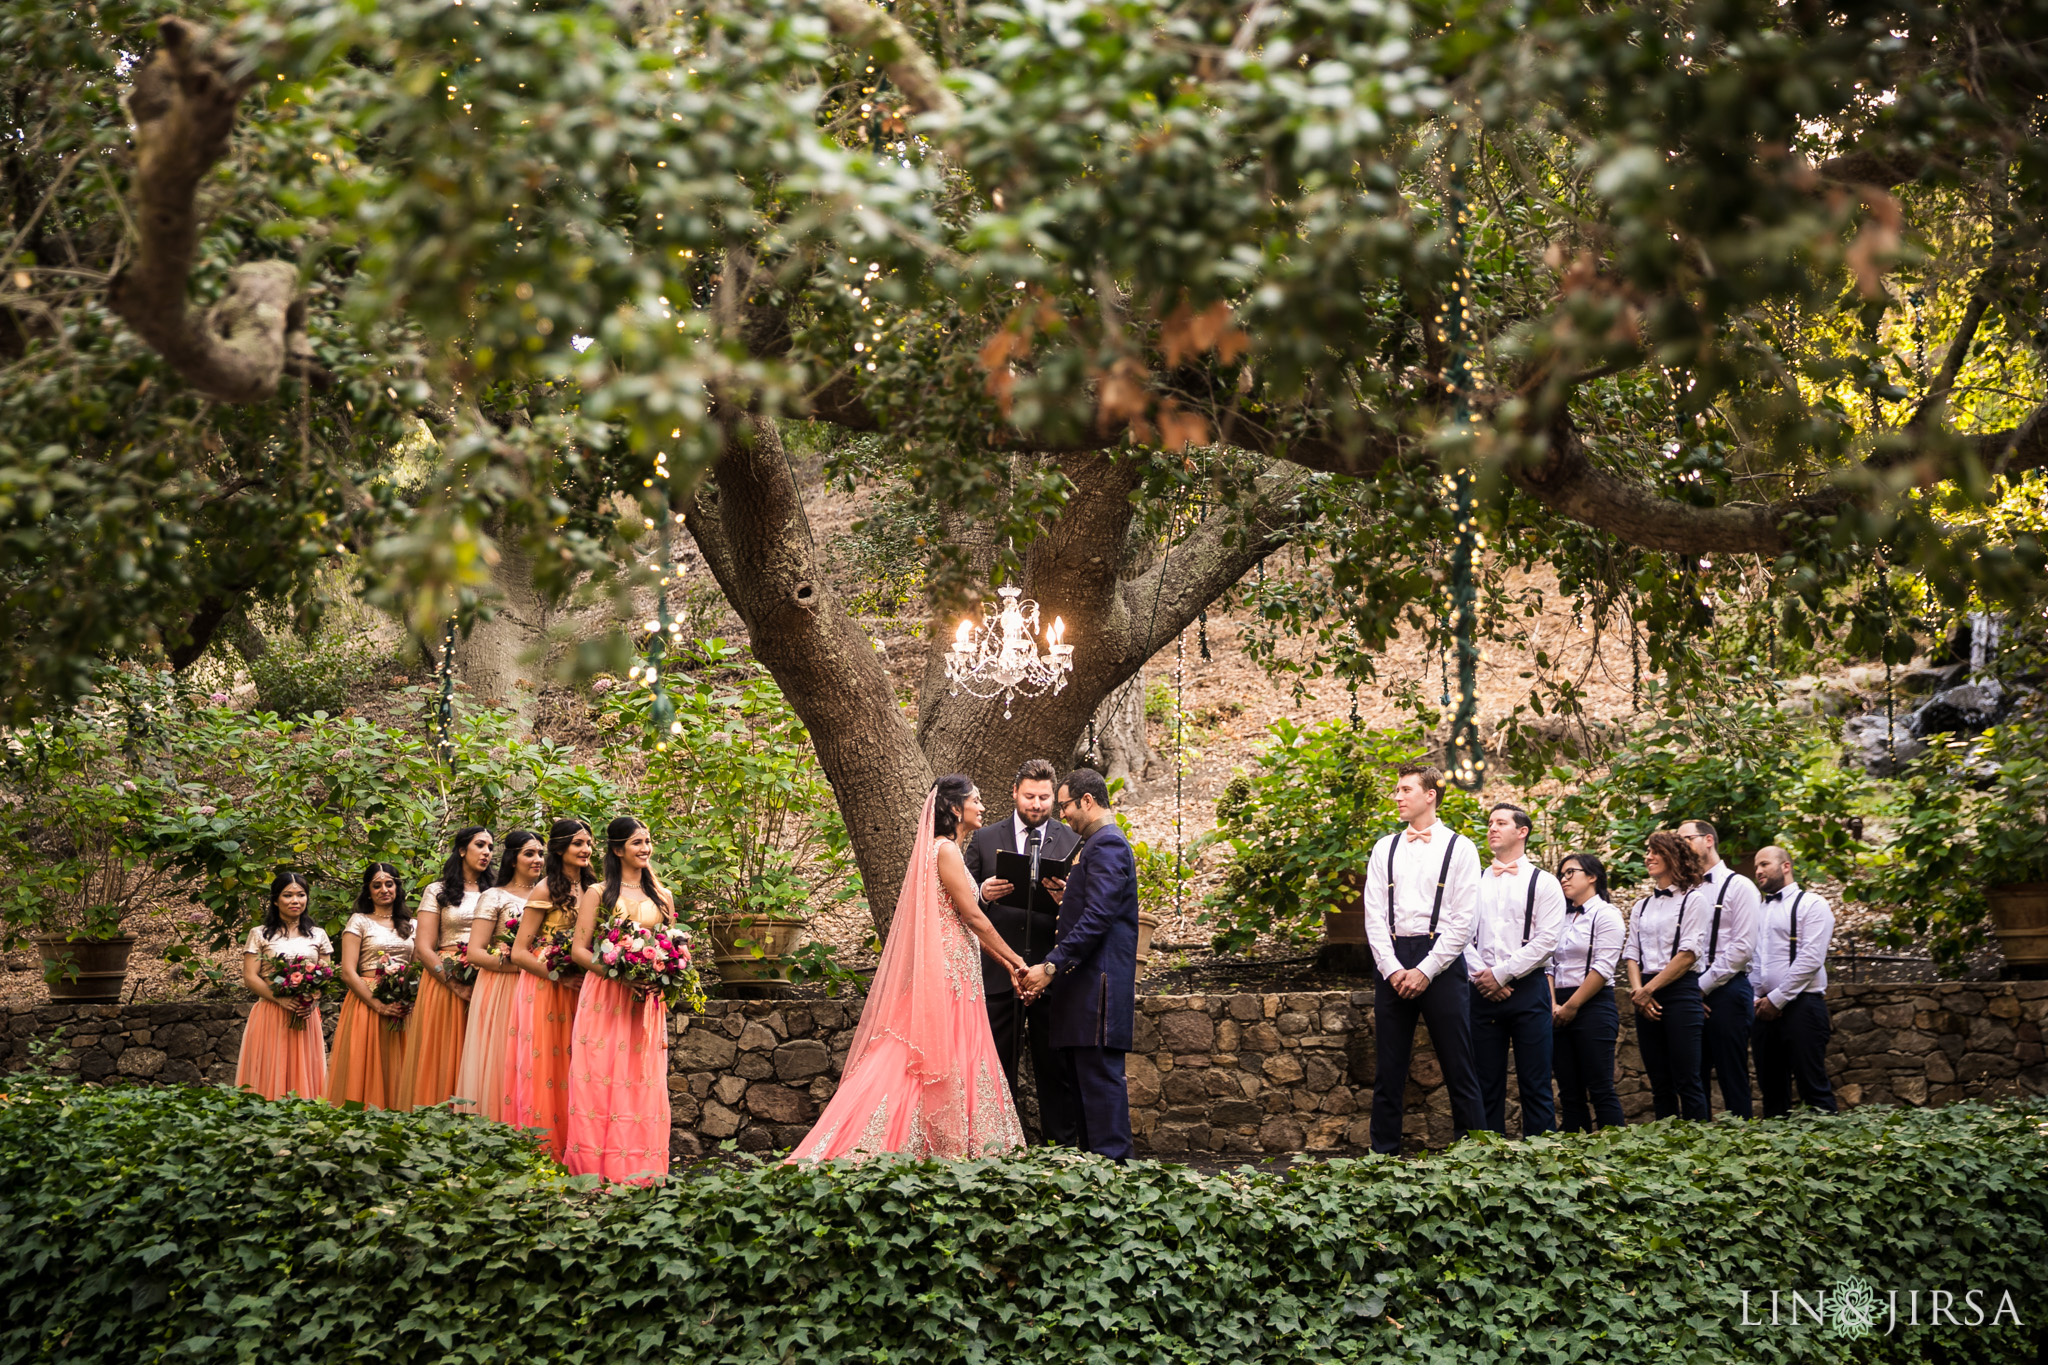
top-left (435, 616), bottom-right (457, 768)
top-left (1442, 140), bottom-right (1486, 791)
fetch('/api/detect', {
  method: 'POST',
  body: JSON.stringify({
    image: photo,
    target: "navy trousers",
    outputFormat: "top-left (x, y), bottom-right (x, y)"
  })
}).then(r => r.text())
top-left (1471, 969), bottom-right (1555, 1136)
top-left (1635, 972), bottom-right (1709, 1120)
top-left (1059, 1045), bottom-right (1132, 1161)
top-left (1371, 936), bottom-right (1484, 1154)
top-left (1552, 985), bottom-right (1625, 1131)
top-left (987, 990), bottom-right (1081, 1145)
top-left (1702, 972), bottom-right (1756, 1119)
top-left (1753, 992), bottom-right (1837, 1117)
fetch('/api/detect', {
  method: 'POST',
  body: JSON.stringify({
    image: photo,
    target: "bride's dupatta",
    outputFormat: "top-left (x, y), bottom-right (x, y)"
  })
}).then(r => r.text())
top-left (788, 790), bottom-right (1019, 1160)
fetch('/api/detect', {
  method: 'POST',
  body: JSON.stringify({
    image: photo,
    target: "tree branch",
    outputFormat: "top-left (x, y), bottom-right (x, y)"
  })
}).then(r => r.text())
top-left (817, 0), bottom-right (960, 122)
top-left (1903, 265), bottom-right (2002, 435)
top-left (1125, 462), bottom-right (1314, 658)
top-left (105, 18), bottom-right (317, 404)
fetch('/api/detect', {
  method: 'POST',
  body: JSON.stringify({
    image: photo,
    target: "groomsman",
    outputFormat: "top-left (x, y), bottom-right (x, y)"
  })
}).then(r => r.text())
top-left (963, 758), bottom-right (1082, 1144)
top-left (1679, 819), bottom-right (1759, 1119)
top-left (1750, 846), bottom-right (1839, 1117)
top-left (1464, 803), bottom-right (1565, 1137)
top-left (1363, 764), bottom-right (1484, 1154)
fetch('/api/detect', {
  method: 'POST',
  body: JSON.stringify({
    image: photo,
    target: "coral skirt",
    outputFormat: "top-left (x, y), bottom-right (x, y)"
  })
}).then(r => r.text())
top-left (235, 998), bottom-right (327, 1101)
top-left (453, 968), bottom-right (519, 1119)
top-left (564, 975), bottom-right (670, 1184)
top-left (393, 970), bottom-right (468, 1110)
top-left (325, 992), bottom-right (407, 1110)
top-left (510, 970), bottom-right (580, 1160)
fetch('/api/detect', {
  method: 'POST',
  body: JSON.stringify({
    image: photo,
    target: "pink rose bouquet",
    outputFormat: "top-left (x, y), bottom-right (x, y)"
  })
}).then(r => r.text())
top-left (268, 958), bottom-right (337, 1032)
top-left (372, 958), bottom-right (420, 1033)
top-left (441, 942), bottom-right (479, 988)
top-left (592, 915), bottom-right (704, 1013)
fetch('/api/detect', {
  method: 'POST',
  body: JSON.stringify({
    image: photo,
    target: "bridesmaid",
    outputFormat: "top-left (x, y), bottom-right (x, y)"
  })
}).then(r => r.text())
top-left (455, 828), bottom-right (542, 1119)
top-left (1624, 829), bottom-right (1711, 1122)
top-left (564, 815), bottom-right (675, 1184)
top-left (325, 862), bottom-right (416, 1109)
top-left (234, 871), bottom-right (333, 1100)
top-left (509, 818), bottom-right (595, 1159)
top-left (395, 825), bottom-right (494, 1110)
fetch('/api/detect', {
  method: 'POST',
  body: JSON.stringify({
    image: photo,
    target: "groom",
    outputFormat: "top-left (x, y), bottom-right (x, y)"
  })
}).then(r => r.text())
top-left (1017, 768), bottom-right (1137, 1162)
top-left (963, 757), bottom-right (1083, 1144)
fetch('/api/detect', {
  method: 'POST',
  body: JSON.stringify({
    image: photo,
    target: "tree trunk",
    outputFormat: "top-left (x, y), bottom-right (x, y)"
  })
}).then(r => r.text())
top-left (454, 532), bottom-right (548, 724)
top-left (1080, 671), bottom-right (1150, 785)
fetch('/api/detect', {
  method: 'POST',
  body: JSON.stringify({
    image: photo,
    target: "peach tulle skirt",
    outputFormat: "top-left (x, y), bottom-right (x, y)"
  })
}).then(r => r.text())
top-left (393, 970), bottom-right (468, 1110)
top-left (453, 969), bottom-right (519, 1119)
top-left (510, 971), bottom-right (579, 1160)
top-left (325, 992), bottom-right (407, 1109)
top-left (235, 998), bottom-right (327, 1101)
top-left (564, 975), bottom-right (670, 1184)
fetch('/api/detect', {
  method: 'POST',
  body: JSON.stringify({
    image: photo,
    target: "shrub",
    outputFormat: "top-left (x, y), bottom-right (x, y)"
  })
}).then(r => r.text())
top-left (1203, 720), bottom-right (1484, 952)
top-left (243, 632), bottom-right (379, 719)
top-left (0, 1078), bottom-right (2043, 1364)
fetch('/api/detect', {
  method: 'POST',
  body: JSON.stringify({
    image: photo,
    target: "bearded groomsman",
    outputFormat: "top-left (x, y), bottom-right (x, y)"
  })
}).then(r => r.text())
top-left (964, 758), bottom-right (1082, 1144)
top-left (1363, 764), bottom-right (1485, 1154)
top-left (1464, 803), bottom-right (1566, 1137)
top-left (1750, 846), bottom-right (1839, 1117)
top-left (1679, 819), bottom-right (1760, 1120)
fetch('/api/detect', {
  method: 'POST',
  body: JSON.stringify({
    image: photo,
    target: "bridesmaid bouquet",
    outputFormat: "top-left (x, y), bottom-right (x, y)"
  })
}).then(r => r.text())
top-left (269, 959), bottom-right (337, 1032)
top-left (593, 917), bottom-right (705, 1013)
top-left (538, 929), bottom-right (580, 983)
top-left (372, 959), bottom-right (420, 1033)
top-left (442, 944), bottom-right (480, 988)
top-left (491, 905), bottom-right (522, 955)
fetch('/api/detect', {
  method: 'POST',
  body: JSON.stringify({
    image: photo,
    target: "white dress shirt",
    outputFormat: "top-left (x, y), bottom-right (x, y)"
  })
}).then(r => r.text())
top-left (1549, 895), bottom-right (1624, 994)
top-left (1695, 858), bottom-right (1760, 994)
top-left (1362, 820), bottom-right (1481, 981)
top-left (1751, 880), bottom-right (1833, 1008)
top-left (1624, 885), bottom-right (1710, 976)
top-left (1462, 855), bottom-right (1566, 984)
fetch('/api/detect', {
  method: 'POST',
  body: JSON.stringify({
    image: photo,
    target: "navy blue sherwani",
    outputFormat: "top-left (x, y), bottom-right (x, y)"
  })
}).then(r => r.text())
top-left (1042, 820), bottom-right (1138, 1159)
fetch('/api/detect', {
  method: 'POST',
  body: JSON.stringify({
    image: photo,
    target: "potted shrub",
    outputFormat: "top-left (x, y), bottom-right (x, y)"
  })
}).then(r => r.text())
top-left (1977, 737), bottom-right (2048, 976)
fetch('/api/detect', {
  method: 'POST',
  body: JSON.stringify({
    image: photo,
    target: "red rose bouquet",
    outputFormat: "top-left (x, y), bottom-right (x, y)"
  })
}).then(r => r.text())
top-left (372, 957), bottom-right (420, 1033)
top-left (268, 957), bottom-right (337, 1032)
top-left (491, 904), bottom-right (522, 956)
top-left (441, 942), bottom-right (480, 988)
top-left (539, 928), bottom-right (580, 983)
top-left (592, 916), bottom-right (704, 1013)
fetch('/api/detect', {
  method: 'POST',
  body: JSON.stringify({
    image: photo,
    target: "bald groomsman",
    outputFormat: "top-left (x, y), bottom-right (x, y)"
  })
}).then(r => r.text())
top-left (1364, 764), bottom-right (1485, 1154)
top-left (1464, 803), bottom-right (1566, 1137)
top-left (1750, 846), bottom-right (1839, 1116)
top-left (1679, 819), bottom-right (1759, 1119)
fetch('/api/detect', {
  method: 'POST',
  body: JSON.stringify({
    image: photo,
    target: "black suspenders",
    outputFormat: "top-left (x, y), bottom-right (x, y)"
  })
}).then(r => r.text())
top-left (1521, 872), bottom-right (1541, 943)
top-left (1705, 874), bottom-right (1734, 965)
top-left (1583, 905), bottom-right (1598, 977)
top-left (1379, 832), bottom-right (1460, 940)
top-left (1786, 891), bottom-right (1807, 960)
top-left (1670, 889), bottom-right (1690, 961)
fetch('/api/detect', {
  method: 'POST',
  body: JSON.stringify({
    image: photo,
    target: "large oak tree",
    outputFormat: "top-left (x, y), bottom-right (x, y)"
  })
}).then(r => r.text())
top-left (4, 0), bottom-right (2045, 928)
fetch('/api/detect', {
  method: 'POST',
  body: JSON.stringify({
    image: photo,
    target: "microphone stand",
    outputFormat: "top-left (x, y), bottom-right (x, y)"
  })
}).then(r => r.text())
top-left (1018, 824), bottom-right (1042, 1108)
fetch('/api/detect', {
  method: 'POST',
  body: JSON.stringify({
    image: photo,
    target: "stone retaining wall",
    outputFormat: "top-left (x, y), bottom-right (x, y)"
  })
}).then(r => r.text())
top-left (7, 982), bottom-right (2044, 1156)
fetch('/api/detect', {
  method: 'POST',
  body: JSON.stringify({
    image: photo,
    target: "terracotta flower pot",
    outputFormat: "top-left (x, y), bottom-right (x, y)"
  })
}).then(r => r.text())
top-left (36, 934), bottom-right (137, 1003)
top-left (1136, 910), bottom-right (1159, 968)
top-left (707, 914), bottom-right (807, 987)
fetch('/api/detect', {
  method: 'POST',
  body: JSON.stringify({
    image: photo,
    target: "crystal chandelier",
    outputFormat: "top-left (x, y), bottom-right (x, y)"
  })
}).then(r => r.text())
top-left (944, 585), bottom-right (1075, 718)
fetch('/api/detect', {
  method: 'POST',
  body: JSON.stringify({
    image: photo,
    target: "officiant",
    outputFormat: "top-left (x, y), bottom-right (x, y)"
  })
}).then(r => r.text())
top-left (964, 757), bottom-right (1082, 1144)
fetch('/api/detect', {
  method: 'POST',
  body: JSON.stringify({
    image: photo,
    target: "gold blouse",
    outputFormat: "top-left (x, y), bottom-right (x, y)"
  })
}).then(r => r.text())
top-left (343, 912), bottom-right (415, 974)
top-left (243, 925), bottom-right (332, 968)
top-left (418, 882), bottom-right (484, 952)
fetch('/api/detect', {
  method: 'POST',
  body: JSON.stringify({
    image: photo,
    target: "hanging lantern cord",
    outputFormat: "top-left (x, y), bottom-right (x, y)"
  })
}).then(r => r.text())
top-left (1174, 625), bottom-right (1185, 931)
top-left (1879, 559), bottom-right (1895, 768)
top-left (646, 515), bottom-right (678, 749)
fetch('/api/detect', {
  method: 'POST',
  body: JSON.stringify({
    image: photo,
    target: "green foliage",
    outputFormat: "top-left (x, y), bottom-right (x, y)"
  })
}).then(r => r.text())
top-left (3, 1078), bottom-right (2046, 1363)
top-left (598, 640), bottom-right (860, 923)
top-left (243, 633), bottom-right (380, 719)
top-left (1202, 721), bottom-right (1482, 953)
top-left (1539, 686), bottom-right (1872, 889)
top-left (1854, 714), bottom-right (2048, 968)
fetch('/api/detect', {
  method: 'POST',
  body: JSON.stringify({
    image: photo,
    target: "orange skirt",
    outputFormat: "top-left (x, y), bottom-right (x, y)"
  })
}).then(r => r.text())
top-left (453, 968), bottom-right (519, 1119)
top-left (509, 970), bottom-right (580, 1161)
top-left (565, 975), bottom-right (670, 1185)
top-left (394, 969), bottom-right (468, 1110)
top-left (235, 997), bottom-right (327, 1101)
top-left (325, 992), bottom-right (407, 1109)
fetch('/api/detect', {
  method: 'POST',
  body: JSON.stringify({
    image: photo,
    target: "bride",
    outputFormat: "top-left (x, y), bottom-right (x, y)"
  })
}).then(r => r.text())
top-left (788, 775), bottom-right (1028, 1161)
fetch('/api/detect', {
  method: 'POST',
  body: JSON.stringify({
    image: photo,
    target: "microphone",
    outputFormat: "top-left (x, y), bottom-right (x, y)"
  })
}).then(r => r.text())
top-left (1026, 823), bottom-right (1044, 915)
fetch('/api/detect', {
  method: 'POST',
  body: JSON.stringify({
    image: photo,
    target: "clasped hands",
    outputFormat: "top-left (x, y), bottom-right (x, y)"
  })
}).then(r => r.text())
top-left (1012, 961), bottom-right (1054, 1001)
top-left (1469, 967), bottom-right (1514, 1003)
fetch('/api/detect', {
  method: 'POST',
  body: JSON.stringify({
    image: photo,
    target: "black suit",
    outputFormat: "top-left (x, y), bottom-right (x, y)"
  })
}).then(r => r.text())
top-left (963, 814), bottom-right (1082, 1144)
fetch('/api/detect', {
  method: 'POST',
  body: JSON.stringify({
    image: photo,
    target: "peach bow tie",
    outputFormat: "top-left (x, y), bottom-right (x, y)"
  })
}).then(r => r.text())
top-left (1403, 827), bottom-right (1433, 843)
top-left (1490, 860), bottom-right (1521, 877)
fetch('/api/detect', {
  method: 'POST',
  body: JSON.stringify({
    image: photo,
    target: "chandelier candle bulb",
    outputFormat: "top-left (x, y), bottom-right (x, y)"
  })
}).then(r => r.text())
top-left (943, 585), bottom-right (1076, 718)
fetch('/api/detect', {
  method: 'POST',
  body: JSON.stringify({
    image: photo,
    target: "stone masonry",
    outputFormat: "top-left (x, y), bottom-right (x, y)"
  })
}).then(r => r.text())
top-left (5, 982), bottom-right (2044, 1155)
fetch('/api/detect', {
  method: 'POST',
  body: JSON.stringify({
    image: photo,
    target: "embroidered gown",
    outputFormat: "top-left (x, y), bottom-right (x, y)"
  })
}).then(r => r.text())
top-left (564, 891), bottom-right (673, 1184)
top-left (790, 806), bottom-right (1024, 1162)
top-left (453, 886), bottom-right (526, 1120)
top-left (394, 883), bottom-right (483, 1110)
top-left (234, 924), bottom-right (333, 1100)
top-left (325, 913), bottom-right (415, 1110)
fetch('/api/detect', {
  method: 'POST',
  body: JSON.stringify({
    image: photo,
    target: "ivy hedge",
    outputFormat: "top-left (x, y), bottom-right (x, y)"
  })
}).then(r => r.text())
top-left (1, 1079), bottom-right (2044, 1364)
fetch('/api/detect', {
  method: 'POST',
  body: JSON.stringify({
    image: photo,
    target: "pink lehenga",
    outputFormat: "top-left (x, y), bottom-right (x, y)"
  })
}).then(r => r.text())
top-left (789, 793), bottom-right (1024, 1162)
